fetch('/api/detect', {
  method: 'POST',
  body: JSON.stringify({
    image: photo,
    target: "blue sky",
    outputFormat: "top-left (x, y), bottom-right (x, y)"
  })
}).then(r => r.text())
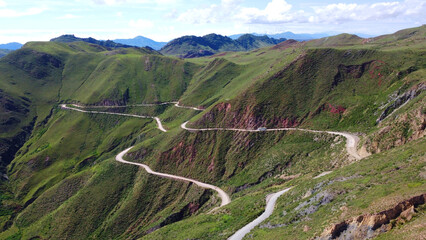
top-left (0, 0), bottom-right (424, 44)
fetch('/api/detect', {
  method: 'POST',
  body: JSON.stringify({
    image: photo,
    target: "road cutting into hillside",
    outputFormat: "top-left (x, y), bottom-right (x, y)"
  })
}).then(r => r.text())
top-left (70, 101), bottom-right (204, 111)
top-left (61, 103), bottom-right (364, 238)
top-left (60, 103), bottom-right (230, 207)
top-left (60, 104), bottom-right (168, 132)
top-left (116, 147), bottom-right (231, 207)
top-left (228, 187), bottom-right (293, 240)
top-left (181, 121), bottom-right (363, 239)
top-left (181, 122), bottom-right (362, 160)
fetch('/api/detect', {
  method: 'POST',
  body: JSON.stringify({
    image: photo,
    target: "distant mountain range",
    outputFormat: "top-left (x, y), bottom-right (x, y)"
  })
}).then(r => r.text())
top-left (51, 34), bottom-right (135, 49)
top-left (0, 42), bottom-right (22, 58)
top-left (49, 33), bottom-right (286, 58)
top-left (229, 32), bottom-right (325, 41)
top-left (113, 36), bottom-right (167, 50)
top-left (0, 30), bottom-right (376, 55)
top-left (230, 31), bottom-right (375, 41)
top-left (0, 42), bottom-right (23, 50)
top-left (160, 33), bottom-right (286, 58)
top-left (45, 30), bottom-right (378, 59)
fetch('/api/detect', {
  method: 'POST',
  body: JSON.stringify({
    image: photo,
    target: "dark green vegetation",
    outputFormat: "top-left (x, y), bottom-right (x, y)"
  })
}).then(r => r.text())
top-left (160, 33), bottom-right (286, 58)
top-left (0, 49), bottom-right (12, 58)
top-left (51, 34), bottom-right (135, 49)
top-left (0, 25), bottom-right (425, 239)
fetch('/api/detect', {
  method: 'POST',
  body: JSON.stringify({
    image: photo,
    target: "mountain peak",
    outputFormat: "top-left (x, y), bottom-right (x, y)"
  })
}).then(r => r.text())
top-left (0, 42), bottom-right (24, 50)
top-left (113, 36), bottom-right (167, 50)
top-left (160, 33), bottom-right (286, 58)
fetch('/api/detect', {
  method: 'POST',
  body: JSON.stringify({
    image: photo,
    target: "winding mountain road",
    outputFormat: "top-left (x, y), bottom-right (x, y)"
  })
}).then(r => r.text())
top-left (228, 187), bottom-right (293, 240)
top-left (61, 104), bottom-right (168, 133)
top-left (70, 101), bottom-right (204, 111)
top-left (181, 122), bottom-right (361, 160)
top-left (60, 103), bottom-right (230, 206)
top-left (116, 147), bottom-right (231, 206)
top-left (61, 102), bottom-right (364, 239)
top-left (181, 121), bottom-right (362, 239)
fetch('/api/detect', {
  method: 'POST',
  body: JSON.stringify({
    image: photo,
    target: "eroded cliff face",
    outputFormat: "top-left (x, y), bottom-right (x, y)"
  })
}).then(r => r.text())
top-left (198, 102), bottom-right (301, 129)
top-left (364, 83), bottom-right (425, 153)
top-left (318, 194), bottom-right (426, 240)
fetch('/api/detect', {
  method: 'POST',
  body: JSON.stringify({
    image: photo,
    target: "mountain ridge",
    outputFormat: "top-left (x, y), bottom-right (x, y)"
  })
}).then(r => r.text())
top-left (230, 31), bottom-right (375, 41)
top-left (0, 42), bottom-right (23, 50)
top-left (113, 36), bottom-right (167, 50)
top-left (50, 34), bottom-right (136, 49)
top-left (160, 33), bottom-right (286, 58)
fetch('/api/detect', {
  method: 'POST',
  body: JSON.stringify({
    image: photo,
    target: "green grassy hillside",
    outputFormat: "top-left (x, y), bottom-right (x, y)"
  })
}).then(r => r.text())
top-left (193, 48), bottom-right (424, 132)
top-left (0, 26), bottom-right (424, 239)
top-left (0, 41), bottom-right (200, 238)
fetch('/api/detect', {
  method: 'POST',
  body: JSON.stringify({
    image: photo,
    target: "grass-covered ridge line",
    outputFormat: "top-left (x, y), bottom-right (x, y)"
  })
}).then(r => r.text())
top-left (160, 33), bottom-right (286, 58)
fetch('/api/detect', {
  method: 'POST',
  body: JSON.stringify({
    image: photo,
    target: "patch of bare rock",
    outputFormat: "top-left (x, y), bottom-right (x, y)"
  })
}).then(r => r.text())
top-left (317, 193), bottom-right (426, 239)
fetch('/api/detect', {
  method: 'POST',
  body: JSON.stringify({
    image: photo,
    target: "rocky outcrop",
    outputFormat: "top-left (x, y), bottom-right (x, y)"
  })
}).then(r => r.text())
top-left (317, 193), bottom-right (426, 240)
top-left (376, 82), bottom-right (426, 123)
top-left (365, 83), bottom-right (425, 153)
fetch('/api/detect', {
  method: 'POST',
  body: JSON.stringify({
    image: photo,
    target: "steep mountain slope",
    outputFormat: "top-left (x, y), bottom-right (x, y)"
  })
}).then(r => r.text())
top-left (0, 26), bottom-right (424, 239)
top-left (160, 33), bottom-right (285, 58)
top-left (114, 36), bottom-right (167, 50)
top-left (194, 48), bottom-right (424, 132)
top-left (0, 42), bottom-right (198, 239)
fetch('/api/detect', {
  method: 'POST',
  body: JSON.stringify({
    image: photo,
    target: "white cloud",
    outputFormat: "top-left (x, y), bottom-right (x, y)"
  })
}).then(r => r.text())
top-left (128, 19), bottom-right (154, 29)
top-left (177, 0), bottom-right (241, 24)
top-left (0, 7), bottom-right (47, 18)
top-left (116, 11), bottom-right (123, 17)
top-left (0, 0), bottom-right (6, 7)
top-left (58, 13), bottom-right (80, 19)
top-left (176, 0), bottom-right (425, 26)
top-left (310, 0), bottom-right (426, 23)
top-left (92, 0), bottom-right (125, 5)
top-left (177, 0), bottom-right (305, 25)
top-left (236, 0), bottom-right (305, 24)
top-left (91, 0), bottom-right (177, 5)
